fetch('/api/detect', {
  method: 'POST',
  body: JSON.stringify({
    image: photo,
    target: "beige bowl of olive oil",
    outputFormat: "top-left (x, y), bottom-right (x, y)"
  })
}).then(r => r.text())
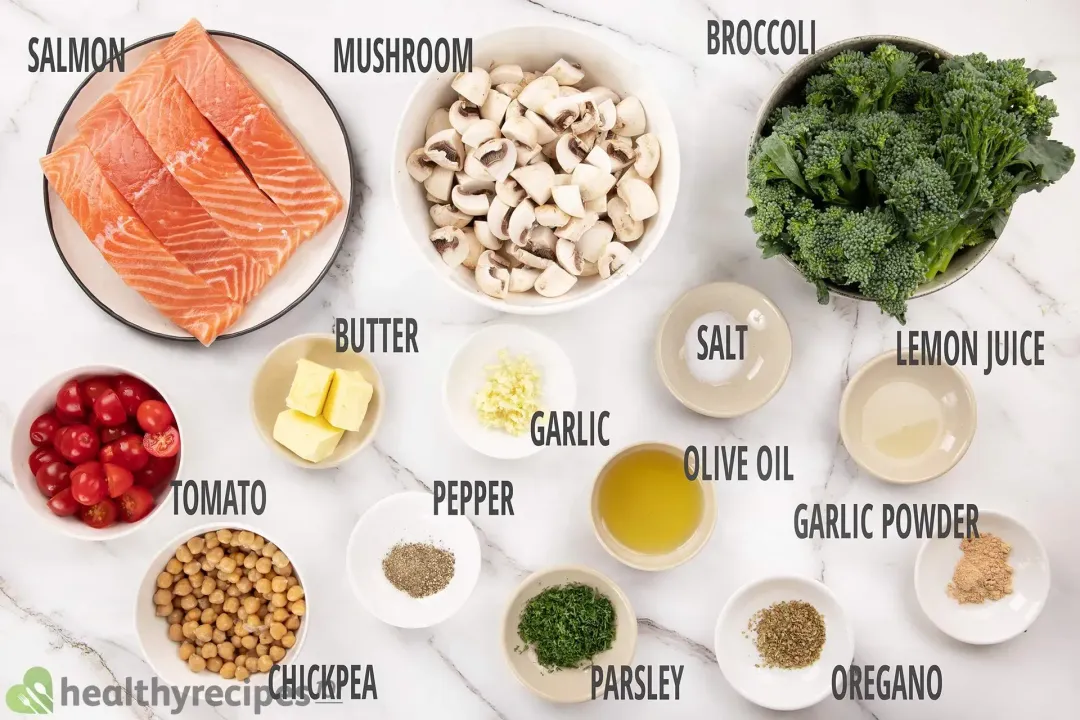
top-left (591, 442), bottom-right (716, 571)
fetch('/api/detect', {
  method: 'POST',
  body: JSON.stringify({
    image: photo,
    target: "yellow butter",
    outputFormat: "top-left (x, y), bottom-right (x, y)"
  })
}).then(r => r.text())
top-left (285, 359), bottom-right (335, 417)
top-left (273, 409), bottom-right (344, 463)
top-left (323, 369), bottom-right (374, 432)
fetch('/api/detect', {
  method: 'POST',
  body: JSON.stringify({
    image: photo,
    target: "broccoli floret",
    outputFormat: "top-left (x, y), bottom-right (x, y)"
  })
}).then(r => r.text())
top-left (860, 237), bottom-right (928, 322)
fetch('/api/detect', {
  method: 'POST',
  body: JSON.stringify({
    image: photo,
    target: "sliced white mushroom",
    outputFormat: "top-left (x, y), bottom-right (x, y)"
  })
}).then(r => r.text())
top-left (480, 90), bottom-right (512, 124)
top-left (451, 186), bottom-right (492, 216)
top-left (460, 228), bottom-right (485, 270)
top-left (456, 174), bottom-right (495, 193)
top-left (431, 203), bottom-right (473, 227)
top-left (507, 199), bottom-right (537, 246)
top-left (425, 129), bottom-right (465, 171)
top-left (498, 245), bottom-right (525, 268)
top-left (495, 177), bottom-right (526, 208)
top-left (553, 173), bottom-right (573, 186)
top-left (525, 110), bottom-right (559, 145)
top-left (577, 129), bottom-right (598, 152)
top-left (431, 226), bottom-right (469, 267)
top-left (533, 264), bottom-right (578, 297)
top-left (583, 145), bottom-right (612, 174)
top-left (487, 197), bottom-right (512, 241)
top-left (584, 194), bottom-right (607, 215)
top-left (541, 138), bottom-right (559, 160)
top-left (475, 250), bottom-right (510, 298)
top-left (544, 58), bottom-right (585, 86)
top-left (541, 94), bottom-right (584, 132)
top-left (596, 98), bottom-right (617, 132)
top-left (551, 184), bottom-right (586, 218)
top-left (534, 203), bottom-right (569, 228)
top-left (514, 142), bottom-right (543, 167)
top-left (570, 101), bottom-right (598, 135)
top-left (613, 96), bottom-right (646, 137)
top-left (505, 99), bottom-right (527, 123)
top-left (463, 149), bottom-right (494, 181)
top-left (473, 220), bottom-right (501, 250)
top-left (517, 75), bottom-right (559, 113)
top-left (633, 133), bottom-right (661, 179)
top-left (425, 192), bottom-right (441, 203)
top-left (495, 82), bottom-right (523, 99)
top-left (587, 86), bottom-right (621, 106)
top-left (461, 119), bottom-right (501, 149)
top-left (508, 266), bottom-right (540, 293)
top-left (473, 138), bottom-right (517, 182)
top-left (517, 227), bottom-right (558, 266)
top-left (501, 116), bottom-right (538, 147)
top-left (617, 178), bottom-right (659, 220)
top-left (489, 64), bottom-right (524, 86)
top-left (555, 134), bottom-right (589, 172)
top-left (522, 70), bottom-right (539, 83)
top-left (580, 259), bottom-right (599, 277)
top-left (426, 108), bottom-right (452, 139)
top-left (598, 241), bottom-right (632, 279)
top-left (607, 196), bottom-right (644, 242)
top-left (555, 238), bottom-right (586, 275)
top-left (510, 163), bottom-right (556, 205)
top-left (407, 148), bottom-right (436, 183)
top-left (577, 220), bottom-right (614, 262)
top-left (423, 166), bottom-right (455, 202)
top-left (448, 100), bottom-right (482, 135)
top-left (451, 69), bottom-right (491, 106)
top-left (554, 212), bottom-right (598, 241)
top-left (602, 136), bottom-right (636, 171)
top-left (571, 163), bottom-right (616, 202)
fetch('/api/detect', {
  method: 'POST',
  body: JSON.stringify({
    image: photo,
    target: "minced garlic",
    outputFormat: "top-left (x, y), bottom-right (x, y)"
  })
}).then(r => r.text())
top-left (474, 350), bottom-right (541, 436)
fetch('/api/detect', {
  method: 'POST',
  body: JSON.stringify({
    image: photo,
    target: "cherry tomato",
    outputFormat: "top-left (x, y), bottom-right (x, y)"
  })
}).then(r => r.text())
top-left (29, 413), bottom-right (62, 447)
top-left (35, 461), bottom-right (72, 498)
top-left (93, 389), bottom-right (127, 427)
top-left (55, 380), bottom-right (86, 422)
top-left (118, 486), bottom-right (155, 523)
top-left (80, 377), bottom-right (114, 403)
top-left (113, 375), bottom-right (155, 416)
top-left (143, 427), bottom-right (180, 458)
top-left (136, 400), bottom-right (174, 434)
top-left (70, 462), bottom-right (107, 506)
top-left (29, 448), bottom-right (64, 476)
top-left (47, 488), bottom-right (79, 517)
top-left (56, 424), bottom-right (100, 464)
top-left (80, 498), bottom-right (118, 528)
top-left (104, 462), bottom-right (134, 498)
top-left (103, 435), bottom-right (150, 471)
top-left (99, 422), bottom-right (138, 444)
top-left (135, 454), bottom-right (177, 489)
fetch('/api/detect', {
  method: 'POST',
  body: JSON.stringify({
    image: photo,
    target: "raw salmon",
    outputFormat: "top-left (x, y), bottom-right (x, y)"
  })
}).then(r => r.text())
top-left (112, 51), bottom-right (301, 278)
top-left (41, 141), bottom-right (243, 345)
top-left (78, 94), bottom-right (267, 304)
top-left (163, 19), bottom-right (343, 239)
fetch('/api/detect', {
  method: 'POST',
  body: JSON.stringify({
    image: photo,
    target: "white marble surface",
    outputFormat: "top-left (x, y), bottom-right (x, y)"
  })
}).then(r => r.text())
top-left (2, 0), bottom-right (1079, 718)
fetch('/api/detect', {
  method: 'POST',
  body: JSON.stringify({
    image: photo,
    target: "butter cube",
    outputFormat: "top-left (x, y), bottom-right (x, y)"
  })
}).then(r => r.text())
top-left (286, 359), bottom-right (335, 416)
top-left (273, 409), bottom-right (344, 463)
top-left (323, 369), bottom-right (374, 432)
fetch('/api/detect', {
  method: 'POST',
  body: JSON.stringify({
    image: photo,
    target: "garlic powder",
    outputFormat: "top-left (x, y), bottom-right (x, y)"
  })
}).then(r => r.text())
top-left (474, 350), bottom-right (541, 436)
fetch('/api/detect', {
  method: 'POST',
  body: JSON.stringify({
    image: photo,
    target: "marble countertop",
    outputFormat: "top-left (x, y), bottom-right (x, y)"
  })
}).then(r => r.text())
top-left (2, 0), bottom-right (1079, 717)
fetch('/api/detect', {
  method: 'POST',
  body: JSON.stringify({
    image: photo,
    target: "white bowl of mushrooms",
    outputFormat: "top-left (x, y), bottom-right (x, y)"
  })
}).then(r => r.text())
top-left (393, 26), bottom-right (680, 313)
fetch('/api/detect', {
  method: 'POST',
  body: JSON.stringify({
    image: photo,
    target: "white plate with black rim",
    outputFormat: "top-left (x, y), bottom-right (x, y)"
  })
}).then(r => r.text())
top-left (43, 29), bottom-right (354, 343)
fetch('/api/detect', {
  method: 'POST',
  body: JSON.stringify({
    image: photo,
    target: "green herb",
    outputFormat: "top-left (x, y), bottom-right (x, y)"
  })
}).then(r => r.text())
top-left (516, 583), bottom-right (616, 671)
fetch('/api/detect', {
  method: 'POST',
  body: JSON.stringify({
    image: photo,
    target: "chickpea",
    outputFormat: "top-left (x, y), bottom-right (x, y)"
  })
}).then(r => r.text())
top-left (236, 653), bottom-right (248, 667)
top-left (218, 642), bottom-right (235, 660)
top-left (200, 578), bottom-right (216, 596)
top-left (251, 535), bottom-right (266, 552)
top-left (281, 632), bottom-right (296, 649)
top-left (179, 641), bottom-right (195, 661)
top-left (234, 666), bottom-right (249, 682)
top-left (153, 588), bottom-right (172, 606)
top-left (173, 579), bottom-right (192, 597)
top-left (200, 559), bottom-right (213, 573)
top-left (289, 599), bottom-right (306, 616)
top-left (219, 662), bottom-right (236, 680)
top-left (175, 545), bottom-right (193, 564)
top-left (271, 593), bottom-right (287, 609)
top-left (187, 536), bottom-right (205, 555)
top-left (272, 608), bottom-right (289, 623)
top-left (285, 616), bottom-right (300, 631)
top-left (269, 623), bottom-right (287, 640)
top-left (286, 576), bottom-right (299, 588)
top-left (223, 597), bottom-right (240, 613)
top-left (168, 624), bottom-right (184, 642)
top-left (205, 532), bottom-right (220, 549)
top-left (243, 596), bottom-right (261, 614)
top-left (156, 571), bottom-right (173, 589)
top-left (200, 608), bottom-right (217, 624)
top-left (185, 609), bottom-right (202, 622)
top-left (217, 556), bottom-right (236, 574)
top-left (279, 564), bottom-right (293, 578)
top-left (184, 560), bottom-right (201, 576)
top-left (200, 643), bottom-right (218, 659)
top-left (269, 646), bottom-right (286, 662)
top-left (195, 624), bottom-right (213, 643)
top-left (180, 595), bottom-right (197, 611)
top-left (261, 542), bottom-right (278, 558)
top-left (216, 529), bottom-right (233, 545)
top-left (188, 654), bottom-right (206, 673)
top-left (190, 573), bottom-right (204, 591)
top-left (245, 657), bottom-right (259, 673)
top-left (257, 655), bottom-right (274, 673)
top-left (271, 576), bottom-right (289, 594)
top-left (241, 634), bottom-right (257, 650)
top-left (197, 598), bottom-right (209, 610)
top-left (206, 546), bottom-right (224, 566)
top-left (167, 609), bottom-right (184, 625)
top-left (255, 643), bottom-right (268, 657)
top-left (235, 620), bottom-right (250, 636)
top-left (216, 614), bottom-right (234, 632)
top-left (271, 551), bottom-right (289, 568)
top-left (237, 578), bottom-right (253, 594)
top-left (226, 585), bottom-right (241, 598)
top-left (243, 553), bottom-right (257, 570)
top-left (227, 571), bottom-right (242, 584)
top-left (255, 578), bottom-right (272, 595)
top-left (212, 629), bottom-right (226, 645)
top-left (259, 630), bottom-right (273, 645)
top-left (155, 604), bottom-right (172, 617)
top-left (165, 558), bottom-right (183, 574)
top-left (209, 589), bottom-right (225, 605)
top-left (254, 557), bottom-right (273, 575)
top-left (286, 586), bottom-right (304, 602)
top-left (246, 569), bottom-right (261, 584)
top-left (238, 531), bottom-right (255, 548)
top-left (182, 621), bottom-right (199, 640)
top-left (206, 657), bottom-right (223, 674)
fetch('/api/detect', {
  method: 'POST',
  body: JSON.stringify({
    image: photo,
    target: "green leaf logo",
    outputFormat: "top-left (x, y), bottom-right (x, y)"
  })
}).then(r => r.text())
top-left (5, 667), bottom-right (53, 714)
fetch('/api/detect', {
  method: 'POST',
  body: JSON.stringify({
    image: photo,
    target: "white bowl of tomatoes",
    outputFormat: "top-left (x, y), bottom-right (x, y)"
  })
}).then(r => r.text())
top-left (10, 366), bottom-right (182, 540)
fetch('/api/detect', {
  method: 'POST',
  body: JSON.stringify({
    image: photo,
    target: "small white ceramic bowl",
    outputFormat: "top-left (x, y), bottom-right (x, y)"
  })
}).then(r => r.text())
top-left (346, 492), bottom-right (481, 628)
top-left (392, 26), bottom-right (681, 314)
top-left (135, 522), bottom-right (310, 687)
top-left (715, 576), bottom-right (854, 711)
top-left (9, 365), bottom-right (181, 541)
top-left (444, 324), bottom-right (576, 459)
top-left (915, 510), bottom-right (1050, 645)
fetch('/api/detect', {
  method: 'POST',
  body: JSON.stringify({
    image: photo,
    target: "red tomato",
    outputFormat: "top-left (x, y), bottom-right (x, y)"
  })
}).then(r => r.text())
top-left (47, 488), bottom-right (79, 517)
top-left (118, 486), bottom-right (155, 523)
top-left (56, 424), bottom-right (100, 464)
top-left (136, 400), bottom-right (174, 434)
top-left (29, 447), bottom-right (64, 475)
top-left (35, 461), bottom-right (72, 498)
top-left (102, 435), bottom-right (150, 471)
top-left (104, 462), bottom-right (134, 498)
top-left (93, 389), bottom-right (127, 427)
top-left (80, 377), bottom-right (114, 403)
top-left (143, 427), bottom-right (180, 458)
top-left (55, 380), bottom-right (85, 422)
top-left (113, 375), bottom-right (155, 416)
top-left (80, 498), bottom-right (118, 528)
top-left (99, 422), bottom-right (138, 444)
top-left (70, 462), bottom-right (107, 506)
top-left (135, 454), bottom-right (177, 489)
top-left (29, 413), bottom-right (62, 447)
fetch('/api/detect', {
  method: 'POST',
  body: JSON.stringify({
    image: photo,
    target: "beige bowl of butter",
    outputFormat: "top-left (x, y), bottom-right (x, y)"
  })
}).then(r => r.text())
top-left (252, 333), bottom-right (384, 469)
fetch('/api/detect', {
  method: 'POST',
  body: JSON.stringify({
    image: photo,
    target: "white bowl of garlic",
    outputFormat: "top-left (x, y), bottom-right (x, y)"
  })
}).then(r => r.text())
top-left (392, 26), bottom-right (680, 314)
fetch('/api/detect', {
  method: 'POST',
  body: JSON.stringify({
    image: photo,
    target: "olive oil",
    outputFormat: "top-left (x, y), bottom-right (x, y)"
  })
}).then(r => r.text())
top-left (598, 448), bottom-right (703, 554)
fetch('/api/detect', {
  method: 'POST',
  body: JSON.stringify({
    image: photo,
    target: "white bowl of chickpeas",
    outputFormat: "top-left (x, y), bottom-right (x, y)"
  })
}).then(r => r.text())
top-left (136, 524), bottom-right (309, 686)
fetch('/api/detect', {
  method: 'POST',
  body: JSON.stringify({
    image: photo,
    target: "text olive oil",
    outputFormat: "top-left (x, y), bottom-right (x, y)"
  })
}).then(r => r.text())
top-left (598, 448), bottom-right (703, 554)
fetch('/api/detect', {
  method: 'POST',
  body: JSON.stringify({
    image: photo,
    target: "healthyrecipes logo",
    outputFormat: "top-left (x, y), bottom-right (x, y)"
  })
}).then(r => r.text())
top-left (6, 667), bottom-right (53, 714)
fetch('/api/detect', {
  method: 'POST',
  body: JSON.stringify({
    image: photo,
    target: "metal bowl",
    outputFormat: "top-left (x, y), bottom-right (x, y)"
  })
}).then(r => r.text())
top-left (747, 35), bottom-right (998, 303)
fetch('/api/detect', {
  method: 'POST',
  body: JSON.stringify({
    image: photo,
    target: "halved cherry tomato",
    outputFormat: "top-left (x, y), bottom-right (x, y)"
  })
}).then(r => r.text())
top-left (135, 454), bottom-right (177, 489)
top-left (35, 461), bottom-right (71, 498)
top-left (143, 427), bottom-right (180, 458)
top-left (47, 488), bottom-right (79, 517)
top-left (136, 400), bottom-right (174, 434)
top-left (80, 377), bottom-right (114, 403)
top-left (104, 462), bottom-right (134, 498)
top-left (113, 375), bottom-right (155, 416)
top-left (29, 447), bottom-right (64, 476)
top-left (80, 498), bottom-right (118, 528)
top-left (70, 462), bottom-right (107, 506)
top-left (99, 422), bottom-right (138, 445)
top-left (56, 424), bottom-right (100, 464)
top-left (102, 435), bottom-right (149, 471)
top-left (93, 389), bottom-right (127, 427)
top-left (29, 413), bottom-right (62, 447)
top-left (55, 380), bottom-right (85, 422)
top-left (117, 486), bottom-right (155, 523)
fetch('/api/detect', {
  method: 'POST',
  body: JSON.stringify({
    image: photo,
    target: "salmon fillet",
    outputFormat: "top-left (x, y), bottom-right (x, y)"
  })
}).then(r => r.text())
top-left (78, 94), bottom-right (267, 305)
top-left (163, 19), bottom-right (343, 239)
top-left (41, 141), bottom-right (243, 345)
top-left (112, 51), bottom-right (301, 278)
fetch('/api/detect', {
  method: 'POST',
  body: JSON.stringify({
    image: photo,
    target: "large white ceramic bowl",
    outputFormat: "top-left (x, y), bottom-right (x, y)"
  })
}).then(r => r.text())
top-left (392, 26), bottom-right (681, 314)
top-left (9, 365), bottom-right (181, 541)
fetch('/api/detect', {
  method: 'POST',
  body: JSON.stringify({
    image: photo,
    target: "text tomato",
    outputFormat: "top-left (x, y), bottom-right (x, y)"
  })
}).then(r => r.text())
top-left (93, 389), bottom-right (127, 427)
top-left (70, 462), bottom-right (107, 506)
top-left (56, 424), bottom-right (100, 464)
top-left (143, 427), bottom-right (180, 458)
top-left (29, 413), bottom-right (61, 447)
top-left (55, 380), bottom-right (85, 422)
top-left (35, 461), bottom-right (71, 498)
top-left (118, 486), bottom-right (155, 523)
top-left (80, 498), bottom-right (118, 528)
top-left (47, 488), bottom-right (79, 517)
